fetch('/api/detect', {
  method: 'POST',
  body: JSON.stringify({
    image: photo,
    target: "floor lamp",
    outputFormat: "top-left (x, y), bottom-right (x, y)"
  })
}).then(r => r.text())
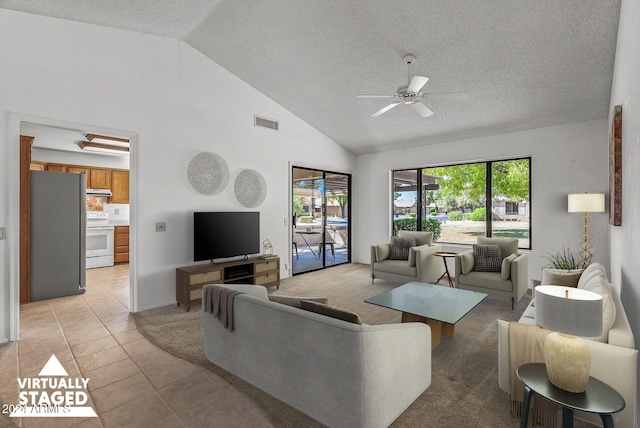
top-left (568, 193), bottom-right (605, 267)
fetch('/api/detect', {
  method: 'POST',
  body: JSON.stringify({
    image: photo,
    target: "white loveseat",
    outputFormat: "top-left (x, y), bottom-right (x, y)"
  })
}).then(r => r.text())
top-left (497, 263), bottom-right (638, 427)
top-left (203, 283), bottom-right (432, 428)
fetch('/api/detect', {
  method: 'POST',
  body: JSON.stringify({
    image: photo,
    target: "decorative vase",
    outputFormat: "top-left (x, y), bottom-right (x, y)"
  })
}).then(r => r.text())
top-left (544, 332), bottom-right (591, 393)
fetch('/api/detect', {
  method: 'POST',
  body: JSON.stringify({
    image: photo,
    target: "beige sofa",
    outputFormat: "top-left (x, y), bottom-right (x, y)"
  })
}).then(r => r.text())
top-left (497, 263), bottom-right (638, 427)
top-left (203, 283), bottom-right (432, 428)
top-left (370, 230), bottom-right (442, 284)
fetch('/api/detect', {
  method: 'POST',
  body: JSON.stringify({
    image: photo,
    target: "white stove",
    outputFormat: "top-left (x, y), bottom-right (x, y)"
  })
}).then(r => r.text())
top-left (87, 211), bottom-right (109, 226)
top-left (86, 211), bottom-right (114, 269)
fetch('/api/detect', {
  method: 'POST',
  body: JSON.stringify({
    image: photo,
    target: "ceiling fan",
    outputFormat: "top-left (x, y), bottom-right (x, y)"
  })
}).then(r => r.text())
top-left (357, 54), bottom-right (470, 118)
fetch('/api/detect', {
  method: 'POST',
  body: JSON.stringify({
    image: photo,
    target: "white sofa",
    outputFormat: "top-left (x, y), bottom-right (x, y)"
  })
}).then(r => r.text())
top-left (203, 283), bottom-right (432, 428)
top-left (497, 263), bottom-right (638, 427)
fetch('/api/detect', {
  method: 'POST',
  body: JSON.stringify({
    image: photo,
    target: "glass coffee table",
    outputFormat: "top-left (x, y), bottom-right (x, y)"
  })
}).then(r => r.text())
top-left (365, 281), bottom-right (488, 349)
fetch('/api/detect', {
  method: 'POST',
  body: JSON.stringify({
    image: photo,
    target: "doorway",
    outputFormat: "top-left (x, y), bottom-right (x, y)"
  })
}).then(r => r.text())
top-left (292, 167), bottom-right (350, 274)
top-left (15, 118), bottom-right (136, 321)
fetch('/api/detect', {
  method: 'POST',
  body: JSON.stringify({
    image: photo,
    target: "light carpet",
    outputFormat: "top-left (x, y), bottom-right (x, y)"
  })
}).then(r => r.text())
top-left (133, 263), bottom-right (591, 427)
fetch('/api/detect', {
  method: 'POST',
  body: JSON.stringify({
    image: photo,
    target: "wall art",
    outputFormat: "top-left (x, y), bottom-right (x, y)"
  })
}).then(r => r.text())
top-left (609, 105), bottom-right (622, 226)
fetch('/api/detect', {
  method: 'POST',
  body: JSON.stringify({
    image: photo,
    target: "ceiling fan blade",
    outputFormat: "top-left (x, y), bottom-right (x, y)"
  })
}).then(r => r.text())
top-left (357, 94), bottom-right (397, 99)
top-left (371, 101), bottom-right (402, 117)
top-left (408, 76), bottom-right (428, 93)
top-left (412, 102), bottom-right (434, 118)
top-left (422, 92), bottom-right (470, 100)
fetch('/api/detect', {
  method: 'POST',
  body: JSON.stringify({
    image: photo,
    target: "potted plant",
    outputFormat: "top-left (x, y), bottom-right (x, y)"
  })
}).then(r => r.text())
top-left (531, 247), bottom-right (587, 288)
top-left (543, 247), bottom-right (589, 270)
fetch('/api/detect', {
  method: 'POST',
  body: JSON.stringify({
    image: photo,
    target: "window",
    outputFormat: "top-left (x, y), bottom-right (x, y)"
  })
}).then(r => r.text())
top-left (392, 158), bottom-right (531, 249)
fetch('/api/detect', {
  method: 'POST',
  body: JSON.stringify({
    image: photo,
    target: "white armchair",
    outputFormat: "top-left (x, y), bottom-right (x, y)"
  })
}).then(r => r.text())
top-left (371, 231), bottom-right (442, 284)
top-left (454, 237), bottom-right (528, 309)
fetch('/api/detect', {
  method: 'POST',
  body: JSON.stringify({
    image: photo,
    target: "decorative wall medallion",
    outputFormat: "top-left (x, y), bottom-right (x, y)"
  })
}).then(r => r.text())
top-left (235, 169), bottom-right (267, 208)
top-left (187, 152), bottom-right (230, 195)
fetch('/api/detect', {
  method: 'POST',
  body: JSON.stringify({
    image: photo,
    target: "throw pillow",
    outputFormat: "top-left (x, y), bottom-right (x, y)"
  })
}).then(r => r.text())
top-left (269, 295), bottom-right (328, 308)
top-left (472, 244), bottom-right (502, 272)
top-left (408, 247), bottom-right (417, 267)
top-left (501, 254), bottom-right (517, 280)
top-left (541, 268), bottom-right (583, 288)
top-left (390, 236), bottom-right (416, 260)
top-left (460, 251), bottom-right (474, 274)
top-left (579, 270), bottom-right (616, 343)
top-left (299, 300), bottom-right (363, 325)
top-left (375, 243), bottom-right (390, 262)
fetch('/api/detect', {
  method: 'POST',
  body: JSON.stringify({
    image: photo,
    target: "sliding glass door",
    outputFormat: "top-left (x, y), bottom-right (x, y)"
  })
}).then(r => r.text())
top-left (292, 167), bottom-right (350, 275)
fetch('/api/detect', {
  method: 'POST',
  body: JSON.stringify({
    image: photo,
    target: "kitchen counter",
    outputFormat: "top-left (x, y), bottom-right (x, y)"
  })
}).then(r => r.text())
top-left (108, 220), bottom-right (129, 227)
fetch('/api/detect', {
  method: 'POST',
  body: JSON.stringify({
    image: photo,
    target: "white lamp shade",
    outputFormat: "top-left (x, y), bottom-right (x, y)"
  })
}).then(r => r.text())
top-left (535, 285), bottom-right (603, 337)
top-left (568, 193), bottom-right (605, 213)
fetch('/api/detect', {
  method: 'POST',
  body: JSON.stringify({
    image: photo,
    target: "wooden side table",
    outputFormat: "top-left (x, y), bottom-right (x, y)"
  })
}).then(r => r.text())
top-left (517, 363), bottom-right (625, 428)
top-left (434, 251), bottom-right (457, 287)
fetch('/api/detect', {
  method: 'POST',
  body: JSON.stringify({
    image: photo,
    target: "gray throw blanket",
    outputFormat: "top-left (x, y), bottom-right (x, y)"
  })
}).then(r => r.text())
top-left (203, 286), bottom-right (243, 332)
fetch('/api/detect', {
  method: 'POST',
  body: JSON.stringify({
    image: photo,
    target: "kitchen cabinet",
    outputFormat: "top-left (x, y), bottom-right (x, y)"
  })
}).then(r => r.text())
top-left (89, 168), bottom-right (111, 189)
top-left (45, 164), bottom-right (66, 172)
top-left (114, 226), bottom-right (129, 263)
top-left (67, 166), bottom-right (90, 175)
top-left (30, 161), bottom-right (45, 171)
top-left (111, 170), bottom-right (129, 203)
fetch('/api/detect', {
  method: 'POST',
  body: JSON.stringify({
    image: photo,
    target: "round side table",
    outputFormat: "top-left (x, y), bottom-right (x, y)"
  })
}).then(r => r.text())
top-left (433, 251), bottom-right (457, 287)
top-left (516, 363), bottom-right (625, 428)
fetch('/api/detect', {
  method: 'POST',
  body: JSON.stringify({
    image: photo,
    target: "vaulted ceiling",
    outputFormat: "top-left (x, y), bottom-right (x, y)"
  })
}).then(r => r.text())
top-left (1, 0), bottom-right (621, 155)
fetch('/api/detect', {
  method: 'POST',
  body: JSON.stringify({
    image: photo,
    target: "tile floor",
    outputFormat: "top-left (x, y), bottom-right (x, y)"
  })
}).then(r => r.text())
top-left (0, 264), bottom-right (272, 428)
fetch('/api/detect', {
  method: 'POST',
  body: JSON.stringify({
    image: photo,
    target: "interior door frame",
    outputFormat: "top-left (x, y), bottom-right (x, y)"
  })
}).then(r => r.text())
top-left (290, 163), bottom-right (351, 275)
top-left (7, 113), bottom-right (139, 341)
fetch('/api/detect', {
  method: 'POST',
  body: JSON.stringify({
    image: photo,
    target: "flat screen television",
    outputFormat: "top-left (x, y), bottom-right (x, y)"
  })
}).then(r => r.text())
top-left (194, 212), bottom-right (260, 262)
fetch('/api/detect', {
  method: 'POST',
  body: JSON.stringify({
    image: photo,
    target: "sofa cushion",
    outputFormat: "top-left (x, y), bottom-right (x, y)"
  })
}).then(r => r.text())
top-left (390, 236), bottom-right (416, 260)
top-left (398, 230), bottom-right (433, 246)
top-left (299, 300), bottom-right (363, 324)
top-left (269, 295), bottom-right (328, 308)
top-left (501, 254), bottom-right (517, 280)
top-left (541, 268), bottom-right (583, 288)
top-left (579, 269), bottom-right (617, 343)
top-left (374, 260), bottom-right (418, 277)
top-left (473, 244), bottom-right (502, 272)
top-left (458, 271), bottom-right (513, 291)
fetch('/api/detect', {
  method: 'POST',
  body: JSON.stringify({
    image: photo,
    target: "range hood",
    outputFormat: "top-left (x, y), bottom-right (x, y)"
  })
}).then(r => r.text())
top-left (87, 188), bottom-right (112, 196)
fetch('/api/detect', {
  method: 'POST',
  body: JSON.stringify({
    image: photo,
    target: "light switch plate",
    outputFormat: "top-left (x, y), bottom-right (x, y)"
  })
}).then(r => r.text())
top-left (156, 222), bottom-right (166, 232)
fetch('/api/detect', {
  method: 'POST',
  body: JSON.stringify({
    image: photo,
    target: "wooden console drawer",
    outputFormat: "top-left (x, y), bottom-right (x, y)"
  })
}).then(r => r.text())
top-left (190, 270), bottom-right (221, 285)
top-left (190, 288), bottom-right (204, 300)
top-left (255, 260), bottom-right (279, 273)
top-left (255, 272), bottom-right (278, 285)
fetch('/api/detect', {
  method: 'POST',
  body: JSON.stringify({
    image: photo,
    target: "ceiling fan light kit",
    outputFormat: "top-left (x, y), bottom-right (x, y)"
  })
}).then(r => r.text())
top-left (358, 54), bottom-right (469, 118)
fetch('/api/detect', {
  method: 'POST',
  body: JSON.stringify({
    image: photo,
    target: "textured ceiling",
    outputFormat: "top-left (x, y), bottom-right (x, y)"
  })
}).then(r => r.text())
top-left (1, 0), bottom-right (621, 155)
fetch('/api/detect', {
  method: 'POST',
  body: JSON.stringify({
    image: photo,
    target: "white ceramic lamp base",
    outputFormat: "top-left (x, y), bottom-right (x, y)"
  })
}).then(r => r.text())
top-left (544, 332), bottom-right (591, 393)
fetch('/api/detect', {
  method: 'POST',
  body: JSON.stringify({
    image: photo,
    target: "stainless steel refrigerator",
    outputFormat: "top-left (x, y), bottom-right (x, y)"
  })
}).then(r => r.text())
top-left (30, 170), bottom-right (86, 301)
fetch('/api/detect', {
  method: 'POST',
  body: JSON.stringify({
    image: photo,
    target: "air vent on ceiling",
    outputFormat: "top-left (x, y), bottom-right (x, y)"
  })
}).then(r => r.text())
top-left (254, 115), bottom-right (279, 131)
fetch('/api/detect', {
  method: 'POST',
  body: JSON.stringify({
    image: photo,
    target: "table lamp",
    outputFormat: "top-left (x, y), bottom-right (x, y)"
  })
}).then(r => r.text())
top-left (568, 193), bottom-right (605, 267)
top-left (535, 285), bottom-right (603, 393)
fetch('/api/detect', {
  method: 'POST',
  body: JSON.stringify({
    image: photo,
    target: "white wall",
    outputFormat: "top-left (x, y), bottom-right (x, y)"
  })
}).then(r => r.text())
top-left (354, 119), bottom-right (610, 282)
top-left (609, 0), bottom-right (640, 407)
top-left (0, 10), bottom-right (354, 341)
